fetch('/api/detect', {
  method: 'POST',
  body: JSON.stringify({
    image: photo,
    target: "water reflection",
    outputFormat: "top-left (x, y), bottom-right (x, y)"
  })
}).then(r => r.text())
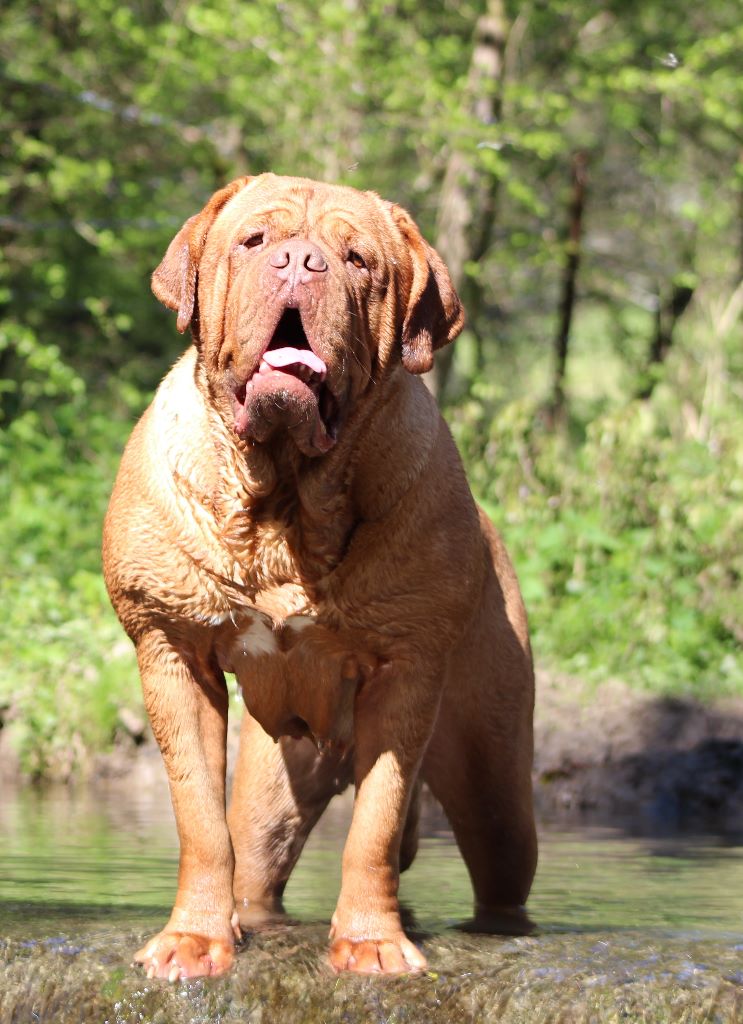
top-left (1, 783), bottom-right (742, 941)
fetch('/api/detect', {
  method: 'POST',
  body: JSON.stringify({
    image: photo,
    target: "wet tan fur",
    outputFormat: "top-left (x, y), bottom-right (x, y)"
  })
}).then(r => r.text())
top-left (103, 174), bottom-right (536, 979)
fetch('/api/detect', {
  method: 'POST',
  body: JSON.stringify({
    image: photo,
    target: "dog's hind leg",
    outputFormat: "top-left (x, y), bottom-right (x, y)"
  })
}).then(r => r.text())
top-left (399, 775), bottom-right (422, 874)
top-left (422, 693), bottom-right (537, 931)
top-left (421, 558), bottom-right (538, 934)
top-left (228, 709), bottom-right (352, 929)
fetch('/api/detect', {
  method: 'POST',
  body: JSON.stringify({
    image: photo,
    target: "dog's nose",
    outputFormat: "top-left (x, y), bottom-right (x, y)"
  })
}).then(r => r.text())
top-left (268, 239), bottom-right (328, 286)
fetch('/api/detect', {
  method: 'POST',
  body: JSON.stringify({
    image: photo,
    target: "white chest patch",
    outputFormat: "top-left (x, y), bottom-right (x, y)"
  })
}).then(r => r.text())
top-left (237, 618), bottom-right (279, 658)
top-left (284, 614), bottom-right (318, 633)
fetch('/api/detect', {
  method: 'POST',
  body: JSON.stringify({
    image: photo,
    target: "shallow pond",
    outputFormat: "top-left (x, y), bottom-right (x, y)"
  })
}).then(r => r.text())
top-left (1, 782), bottom-right (741, 1022)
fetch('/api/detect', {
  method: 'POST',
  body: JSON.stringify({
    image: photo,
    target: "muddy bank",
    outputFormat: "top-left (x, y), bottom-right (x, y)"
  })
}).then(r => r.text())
top-left (3, 669), bottom-right (742, 832)
top-left (533, 672), bottom-right (743, 832)
top-left (2, 925), bottom-right (741, 1024)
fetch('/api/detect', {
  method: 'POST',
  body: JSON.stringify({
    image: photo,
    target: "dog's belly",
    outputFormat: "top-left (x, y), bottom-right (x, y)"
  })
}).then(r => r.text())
top-left (216, 612), bottom-right (369, 747)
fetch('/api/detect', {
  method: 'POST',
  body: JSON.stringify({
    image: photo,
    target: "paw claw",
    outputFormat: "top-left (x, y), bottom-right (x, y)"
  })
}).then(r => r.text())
top-left (329, 934), bottom-right (426, 975)
top-left (134, 929), bottom-right (235, 980)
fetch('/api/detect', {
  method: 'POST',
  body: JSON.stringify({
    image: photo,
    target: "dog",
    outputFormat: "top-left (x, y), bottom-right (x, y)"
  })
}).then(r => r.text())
top-left (103, 173), bottom-right (537, 979)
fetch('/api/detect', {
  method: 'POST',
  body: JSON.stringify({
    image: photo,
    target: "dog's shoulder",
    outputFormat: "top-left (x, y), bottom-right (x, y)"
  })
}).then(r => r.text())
top-left (105, 346), bottom-right (213, 535)
top-left (102, 347), bottom-right (244, 634)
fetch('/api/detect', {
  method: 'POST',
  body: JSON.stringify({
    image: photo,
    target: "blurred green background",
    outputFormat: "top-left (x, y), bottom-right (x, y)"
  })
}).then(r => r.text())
top-left (1, 0), bottom-right (741, 779)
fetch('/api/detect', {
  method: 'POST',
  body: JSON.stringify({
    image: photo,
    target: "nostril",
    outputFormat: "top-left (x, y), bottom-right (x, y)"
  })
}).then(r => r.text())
top-left (268, 240), bottom-right (328, 278)
top-left (269, 249), bottom-right (291, 269)
top-left (304, 251), bottom-right (328, 273)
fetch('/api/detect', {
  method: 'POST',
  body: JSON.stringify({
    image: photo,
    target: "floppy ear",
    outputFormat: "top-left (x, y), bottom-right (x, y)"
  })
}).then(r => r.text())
top-left (152, 175), bottom-right (254, 334)
top-left (386, 203), bottom-right (465, 374)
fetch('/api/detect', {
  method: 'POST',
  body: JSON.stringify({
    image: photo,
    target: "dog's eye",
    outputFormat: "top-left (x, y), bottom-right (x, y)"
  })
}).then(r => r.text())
top-left (348, 250), bottom-right (367, 270)
top-left (242, 233), bottom-right (264, 249)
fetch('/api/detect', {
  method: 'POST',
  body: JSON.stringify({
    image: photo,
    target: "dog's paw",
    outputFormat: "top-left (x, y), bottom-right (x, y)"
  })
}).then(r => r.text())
top-left (134, 929), bottom-right (236, 981)
top-left (234, 897), bottom-right (298, 932)
top-left (459, 904), bottom-right (536, 936)
top-left (329, 934), bottom-right (427, 975)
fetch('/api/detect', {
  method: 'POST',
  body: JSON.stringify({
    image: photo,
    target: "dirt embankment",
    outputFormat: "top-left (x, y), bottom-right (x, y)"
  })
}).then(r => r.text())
top-left (533, 671), bottom-right (743, 832)
top-left (2, 670), bottom-right (742, 831)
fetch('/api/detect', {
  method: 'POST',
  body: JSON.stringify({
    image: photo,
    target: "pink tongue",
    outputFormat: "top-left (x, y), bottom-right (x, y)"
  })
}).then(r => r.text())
top-left (263, 347), bottom-right (326, 378)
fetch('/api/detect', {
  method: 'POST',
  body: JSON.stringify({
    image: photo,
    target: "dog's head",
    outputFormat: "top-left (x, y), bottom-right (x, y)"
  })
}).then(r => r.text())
top-left (153, 174), bottom-right (463, 457)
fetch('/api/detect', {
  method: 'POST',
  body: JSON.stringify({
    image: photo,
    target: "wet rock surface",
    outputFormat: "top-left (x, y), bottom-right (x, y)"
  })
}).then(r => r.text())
top-left (2, 925), bottom-right (741, 1024)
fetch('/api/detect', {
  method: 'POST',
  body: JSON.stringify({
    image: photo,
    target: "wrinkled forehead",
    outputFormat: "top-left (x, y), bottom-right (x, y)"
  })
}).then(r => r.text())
top-left (214, 173), bottom-right (400, 247)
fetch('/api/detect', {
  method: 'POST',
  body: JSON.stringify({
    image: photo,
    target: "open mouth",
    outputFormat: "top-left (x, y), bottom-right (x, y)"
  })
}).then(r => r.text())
top-left (232, 308), bottom-right (340, 453)
top-left (259, 309), bottom-right (328, 385)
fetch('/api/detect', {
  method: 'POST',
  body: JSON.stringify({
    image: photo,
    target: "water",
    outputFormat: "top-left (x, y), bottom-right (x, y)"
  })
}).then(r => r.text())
top-left (2, 784), bottom-right (742, 937)
top-left (1, 783), bottom-right (742, 1022)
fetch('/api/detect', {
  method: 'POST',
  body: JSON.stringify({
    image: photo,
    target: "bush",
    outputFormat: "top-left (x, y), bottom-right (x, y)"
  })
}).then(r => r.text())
top-left (448, 306), bottom-right (743, 699)
top-left (0, 324), bottom-right (142, 778)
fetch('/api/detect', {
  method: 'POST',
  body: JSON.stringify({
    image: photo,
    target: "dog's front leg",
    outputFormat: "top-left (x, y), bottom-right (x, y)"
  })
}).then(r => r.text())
top-left (329, 662), bottom-right (439, 975)
top-left (133, 630), bottom-right (239, 980)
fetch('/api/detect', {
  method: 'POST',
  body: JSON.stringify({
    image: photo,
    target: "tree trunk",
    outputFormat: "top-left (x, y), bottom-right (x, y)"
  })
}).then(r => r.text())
top-left (429, 0), bottom-right (508, 400)
top-left (551, 151), bottom-right (588, 420)
top-left (637, 279), bottom-right (695, 399)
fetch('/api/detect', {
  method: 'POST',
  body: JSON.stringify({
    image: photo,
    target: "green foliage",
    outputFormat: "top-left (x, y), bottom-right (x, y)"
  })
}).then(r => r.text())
top-left (0, 331), bottom-right (142, 778)
top-left (0, 1), bottom-right (741, 776)
top-left (450, 295), bottom-right (743, 698)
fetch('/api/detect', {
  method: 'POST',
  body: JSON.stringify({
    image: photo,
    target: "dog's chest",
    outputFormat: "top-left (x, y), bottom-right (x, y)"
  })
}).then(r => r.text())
top-left (215, 608), bottom-right (371, 748)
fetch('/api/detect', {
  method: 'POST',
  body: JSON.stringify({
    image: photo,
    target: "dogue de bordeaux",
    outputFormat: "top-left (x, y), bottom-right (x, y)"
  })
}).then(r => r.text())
top-left (103, 173), bottom-right (537, 979)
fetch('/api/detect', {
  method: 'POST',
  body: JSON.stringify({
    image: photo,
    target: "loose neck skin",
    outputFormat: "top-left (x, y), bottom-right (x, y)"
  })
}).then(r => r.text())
top-left (197, 352), bottom-right (440, 585)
